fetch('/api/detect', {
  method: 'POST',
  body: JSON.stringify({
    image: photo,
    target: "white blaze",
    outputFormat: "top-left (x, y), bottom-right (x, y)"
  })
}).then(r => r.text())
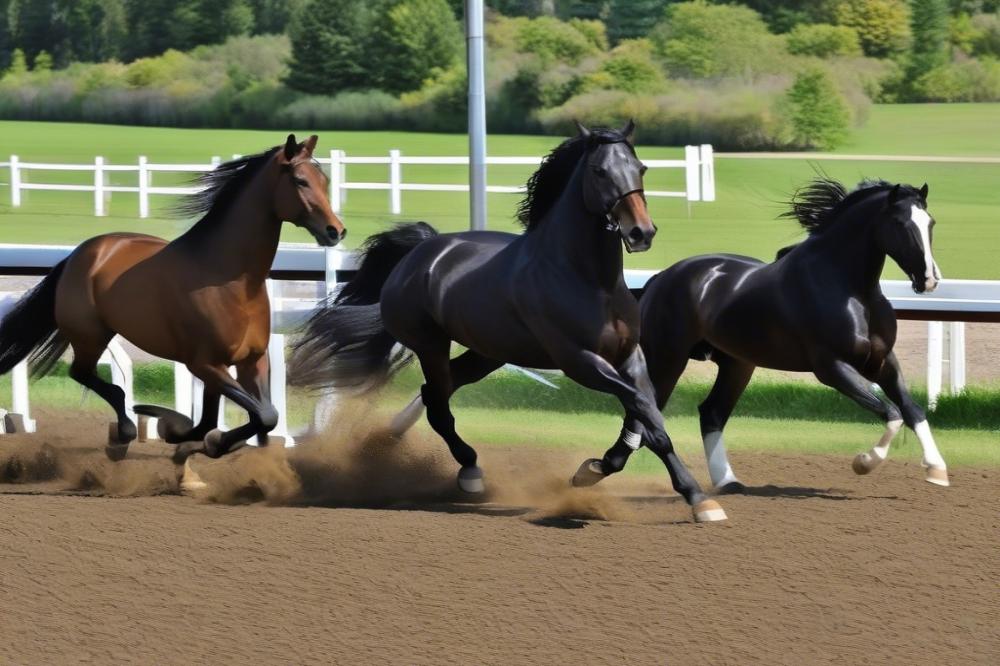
top-left (910, 205), bottom-right (940, 291)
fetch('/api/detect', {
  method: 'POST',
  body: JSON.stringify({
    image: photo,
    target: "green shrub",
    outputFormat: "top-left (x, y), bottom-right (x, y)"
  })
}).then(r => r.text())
top-left (833, 0), bottom-right (912, 58)
top-left (580, 40), bottom-right (667, 94)
top-left (514, 15), bottom-right (601, 64)
top-left (912, 56), bottom-right (1000, 101)
top-left (972, 13), bottom-right (1000, 57)
top-left (782, 67), bottom-right (851, 150)
top-left (786, 24), bottom-right (862, 57)
top-left (650, 1), bottom-right (790, 78)
top-left (276, 90), bottom-right (403, 129)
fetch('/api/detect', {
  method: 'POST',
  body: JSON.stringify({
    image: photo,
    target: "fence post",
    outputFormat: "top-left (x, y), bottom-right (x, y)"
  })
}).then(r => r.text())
top-left (211, 156), bottom-right (221, 169)
top-left (138, 156), bottom-right (149, 218)
top-left (949, 321), bottom-right (966, 394)
top-left (684, 145), bottom-right (701, 203)
top-left (325, 247), bottom-right (342, 298)
top-left (9, 360), bottom-right (36, 432)
top-left (94, 156), bottom-right (107, 216)
top-left (328, 149), bottom-right (342, 213)
top-left (927, 321), bottom-right (944, 409)
top-left (106, 338), bottom-right (135, 421)
top-left (10, 155), bottom-right (21, 207)
top-left (699, 144), bottom-right (715, 202)
top-left (389, 149), bottom-right (402, 215)
top-left (269, 333), bottom-right (293, 446)
top-left (174, 362), bottom-right (193, 418)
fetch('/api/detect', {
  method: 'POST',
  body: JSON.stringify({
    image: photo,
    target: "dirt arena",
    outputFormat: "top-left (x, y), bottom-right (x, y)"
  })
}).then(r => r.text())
top-left (0, 408), bottom-right (997, 665)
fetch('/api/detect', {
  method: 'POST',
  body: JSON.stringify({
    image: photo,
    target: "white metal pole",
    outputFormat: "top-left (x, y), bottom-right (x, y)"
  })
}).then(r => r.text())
top-left (10, 155), bottom-right (20, 207)
top-left (328, 149), bottom-right (342, 213)
top-left (927, 321), bottom-right (944, 409)
top-left (684, 146), bottom-right (701, 202)
top-left (700, 144), bottom-right (715, 202)
top-left (325, 247), bottom-right (342, 298)
top-left (466, 0), bottom-right (487, 230)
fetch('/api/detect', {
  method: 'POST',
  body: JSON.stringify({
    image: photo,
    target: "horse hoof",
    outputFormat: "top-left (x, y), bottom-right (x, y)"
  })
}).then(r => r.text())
top-left (105, 422), bottom-right (131, 461)
top-left (715, 480), bottom-right (746, 495)
top-left (203, 429), bottom-right (226, 458)
top-left (693, 499), bottom-right (728, 523)
top-left (571, 459), bottom-right (605, 487)
top-left (171, 441), bottom-right (204, 465)
top-left (457, 466), bottom-right (484, 494)
top-left (925, 466), bottom-right (950, 487)
top-left (180, 458), bottom-right (209, 494)
top-left (852, 451), bottom-right (883, 475)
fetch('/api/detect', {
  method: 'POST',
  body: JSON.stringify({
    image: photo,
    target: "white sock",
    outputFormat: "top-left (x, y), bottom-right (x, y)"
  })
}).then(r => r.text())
top-left (703, 431), bottom-right (738, 487)
top-left (914, 420), bottom-right (946, 469)
top-left (872, 419), bottom-right (903, 460)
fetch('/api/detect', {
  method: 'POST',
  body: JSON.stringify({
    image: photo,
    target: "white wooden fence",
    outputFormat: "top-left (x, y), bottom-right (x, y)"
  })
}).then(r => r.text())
top-left (1, 244), bottom-right (994, 439)
top-left (2, 145), bottom-right (716, 218)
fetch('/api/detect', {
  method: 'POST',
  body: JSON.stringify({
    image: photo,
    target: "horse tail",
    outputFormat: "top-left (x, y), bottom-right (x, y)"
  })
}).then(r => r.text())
top-left (0, 259), bottom-right (69, 378)
top-left (289, 222), bottom-right (438, 391)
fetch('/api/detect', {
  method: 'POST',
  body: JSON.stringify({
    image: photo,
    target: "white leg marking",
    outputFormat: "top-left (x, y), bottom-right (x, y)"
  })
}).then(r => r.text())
top-left (620, 427), bottom-right (642, 451)
top-left (703, 431), bottom-right (739, 488)
top-left (910, 206), bottom-right (939, 292)
top-left (914, 420), bottom-right (946, 470)
top-left (390, 394), bottom-right (425, 437)
top-left (872, 418), bottom-right (903, 460)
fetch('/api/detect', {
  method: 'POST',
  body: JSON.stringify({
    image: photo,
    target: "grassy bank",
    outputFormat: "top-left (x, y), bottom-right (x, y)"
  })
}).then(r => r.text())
top-left (1, 105), bottom-right (999, 278)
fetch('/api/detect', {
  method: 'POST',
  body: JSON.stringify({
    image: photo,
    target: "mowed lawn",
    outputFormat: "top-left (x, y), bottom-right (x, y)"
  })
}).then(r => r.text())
top-left (1, 103), bottom-right (999, 278)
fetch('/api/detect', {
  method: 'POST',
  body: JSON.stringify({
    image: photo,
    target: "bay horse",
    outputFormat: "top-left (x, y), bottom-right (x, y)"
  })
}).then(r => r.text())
top-left (573, 178), bottom-right (948, 493)
top-left (0, 135), bottom-right (345, 462)
top-left (291, 122), bottom-right (727, 523)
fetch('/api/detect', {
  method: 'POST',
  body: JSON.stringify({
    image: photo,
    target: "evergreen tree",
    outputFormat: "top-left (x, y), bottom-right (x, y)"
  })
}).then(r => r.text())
top-left (908, 0), bottom-right (950, 80)
top-left (32, 49), bottom-right (52, 71)
top-left (125, 0), bottom-right (179, 59)
top-left (0, 0), bottom-right (10, 71)
top-left (285, 0), bottom-right (375, 94)
top-left (170, 0), bottom-right (254, 51)
top-left (7, 47), bottom-right (27, 75)
top-left (606, 0), bottom-right (667, 43)
top-left (556, 0), bottom-right (607, 20)
top-left (249, 0), bottom-right (306, 34)
top-left (9, 0), bottom-right (55, 65)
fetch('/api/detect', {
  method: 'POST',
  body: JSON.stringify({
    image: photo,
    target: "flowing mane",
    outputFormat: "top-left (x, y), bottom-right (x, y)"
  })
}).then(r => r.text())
top-left (516, 127), bottom-right (631, 230)
top-left (780, 177), bottom-right (918, 235)
top-left (174, 147), bottom-right (281, 221)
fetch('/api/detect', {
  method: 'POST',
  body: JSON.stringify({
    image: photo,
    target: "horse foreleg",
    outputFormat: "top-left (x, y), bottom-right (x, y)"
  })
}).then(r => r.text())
top-left (68, 348), bottom-right (137, 461)
top-left (697, 354), bottom-right (755, 493)
top-left (556, 345), bottom-right (725, 522)
top-left (876, 352), bottom-right (948, 486)
top-left (812, 358), bottom-right (905, 478)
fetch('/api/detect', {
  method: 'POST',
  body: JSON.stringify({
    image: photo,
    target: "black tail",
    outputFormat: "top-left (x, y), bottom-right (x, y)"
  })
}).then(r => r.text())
top-left (289, 222), bottom-right (438, 391)
top-left (0, 259), bottom-right (69, 378)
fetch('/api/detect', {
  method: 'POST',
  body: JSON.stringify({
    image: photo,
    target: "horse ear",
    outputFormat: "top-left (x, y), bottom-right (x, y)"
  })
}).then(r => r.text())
top-left (574, 120), bottom-right (591, 139)
top-left (304, 134), bottom-right (318, 155)
top-left (283, 134), bottom-right (297, 161)
top-left (621, 118), bottom-right (635, 144)
top-left (887, 183), bottom-right (901, 206)
top-left (919, 183), bottom-right (929, 201)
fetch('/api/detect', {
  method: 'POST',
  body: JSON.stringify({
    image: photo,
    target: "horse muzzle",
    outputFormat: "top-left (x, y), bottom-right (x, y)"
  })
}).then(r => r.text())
top-left (312, 224), bottom-right (346, 248)
top-left (622, 223), bottom-right (656, 253)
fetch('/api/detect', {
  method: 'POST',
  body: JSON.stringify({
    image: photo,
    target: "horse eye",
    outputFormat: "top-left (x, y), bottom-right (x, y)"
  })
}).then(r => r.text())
top-left (293, 176), bottom-right (308, 187)
top-left (593, 166), bottom-right (607, 177)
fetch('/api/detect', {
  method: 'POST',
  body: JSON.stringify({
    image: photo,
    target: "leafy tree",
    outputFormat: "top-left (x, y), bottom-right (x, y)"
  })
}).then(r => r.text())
top-left (786, 23), bottom-right (862, 57)
top-left (606, 0), bottom-right (667, 43)
top-left (170, 0), bottom-right (254, 51)
top-left (488, 1), bottom-right (556, 16)
top-left (556, 0), bottom-right (607, 20)
top-left (514, 15), bottom-right (602, 64)
top-left (833, 0), bottom-right (911, 58)
top-left (6, 47), bottom-right (27, 75)
top-left (908, 0), bottom-right (950, 83)
top-left (650, 2), bottom-right (788, 78)
top-left (249, 0), bottom-right (307, 34)
top-left (125, 0), bottom-right (180, 59)
top-left (0, 0), bottom-right (10, 70)
top-left (285, 0), bottom-right (374, 94)
top-left (8, 0), bottom-right (54, 65)
top-left (784, 67), bottom-right (850, 149)
top-left (371, 0), bottom-right (463, 94)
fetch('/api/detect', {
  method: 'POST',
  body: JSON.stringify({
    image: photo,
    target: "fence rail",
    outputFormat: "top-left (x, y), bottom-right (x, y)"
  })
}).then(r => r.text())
top-left (3, 145), bottom-right (716, 219)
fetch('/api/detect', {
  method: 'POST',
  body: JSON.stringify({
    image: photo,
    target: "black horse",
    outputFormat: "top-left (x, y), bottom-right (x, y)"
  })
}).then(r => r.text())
top-left (572, 178), bottom-right (949, 492)
top-left (292, 122), bottom-right (727, 523)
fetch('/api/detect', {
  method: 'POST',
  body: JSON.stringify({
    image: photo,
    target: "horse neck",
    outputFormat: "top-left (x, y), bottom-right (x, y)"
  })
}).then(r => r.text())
top-left (802, 201), bottom-right (886, 294)
top-left (175, 166), bottom-right (282, 285)
top-left (533, 161), bottom-right (623, 290)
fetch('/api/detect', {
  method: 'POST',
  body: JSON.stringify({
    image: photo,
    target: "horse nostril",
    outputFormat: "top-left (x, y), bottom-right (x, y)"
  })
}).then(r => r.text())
top-left (326, 225), bottom-right (338, 239)
top-left (629, 227), bottom-right (644, 243)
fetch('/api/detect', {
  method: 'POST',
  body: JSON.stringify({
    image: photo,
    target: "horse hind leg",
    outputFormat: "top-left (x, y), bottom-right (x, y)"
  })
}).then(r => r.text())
top-left (67, 341), bottom-right (137, 461)
top-left (698, 353), bottom-right (755, 493)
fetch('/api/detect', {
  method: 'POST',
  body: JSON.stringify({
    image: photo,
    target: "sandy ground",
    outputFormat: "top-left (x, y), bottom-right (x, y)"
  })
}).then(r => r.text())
top-left (0, 408), bottom-right (997, 665)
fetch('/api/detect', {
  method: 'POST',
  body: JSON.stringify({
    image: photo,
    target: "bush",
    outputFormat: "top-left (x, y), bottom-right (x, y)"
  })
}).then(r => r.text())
top-left (275, 90), bottom-right (403, 129)
top-left (912, 56), bottom-right (1000, 101)
top-left (786, 24), bottom-right (862, 57)
top-left (514, 16), bottom-right (602, 64)
top-left (972, 13), bottom-right (1000, 57)
top-left (580, 40), bottom-right (667, 94)
top-left (650, 1), bottom-right (791, 78)
top-left (833, 0), bottom-right (912, 58)
top-left (782, 67), bottom-right (851, 150)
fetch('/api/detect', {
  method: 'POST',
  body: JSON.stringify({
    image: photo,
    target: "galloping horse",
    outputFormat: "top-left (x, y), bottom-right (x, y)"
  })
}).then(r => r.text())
top-left (573, 178), bottom-right (948, 493)
top-left (292, 122), bottom-right (727, 522)
top-left (0, 135), bottom-right (345, 461)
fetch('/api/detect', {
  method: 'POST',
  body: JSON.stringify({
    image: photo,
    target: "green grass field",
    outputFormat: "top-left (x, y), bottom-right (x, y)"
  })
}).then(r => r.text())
top-left (1, 103), bottom-right (999, 277)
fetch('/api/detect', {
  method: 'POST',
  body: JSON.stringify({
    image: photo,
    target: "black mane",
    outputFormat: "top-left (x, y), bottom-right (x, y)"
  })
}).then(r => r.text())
top-left (174, 147), bottom-right (280, 220)
top-left (780, 177), bottom-right (919, 235)
top-left (516, 127), bottom-right (631, 230)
